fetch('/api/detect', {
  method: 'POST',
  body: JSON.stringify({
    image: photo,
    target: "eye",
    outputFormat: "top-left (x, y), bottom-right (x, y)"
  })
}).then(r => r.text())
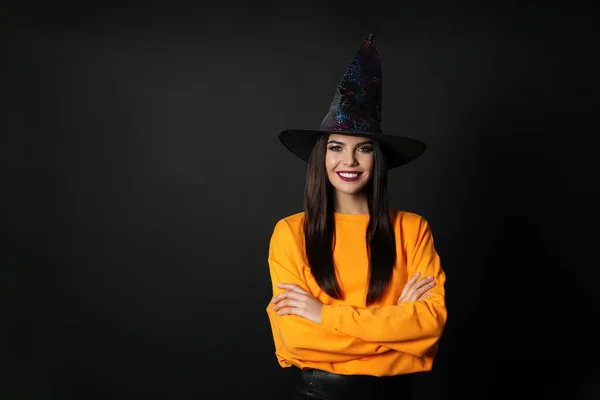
top-left (328, 146), bottom-right (342, 152)
top-left (358, 146), bottom-right (373, 153)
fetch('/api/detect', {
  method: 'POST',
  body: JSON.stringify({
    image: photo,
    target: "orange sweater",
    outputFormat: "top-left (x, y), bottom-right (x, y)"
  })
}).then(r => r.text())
top-left (265, 209), bottom-right (447, 376)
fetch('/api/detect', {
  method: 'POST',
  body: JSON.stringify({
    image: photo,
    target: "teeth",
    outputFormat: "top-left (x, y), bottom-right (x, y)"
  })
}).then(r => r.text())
top-left (339, 173), bottom-right (358, 178)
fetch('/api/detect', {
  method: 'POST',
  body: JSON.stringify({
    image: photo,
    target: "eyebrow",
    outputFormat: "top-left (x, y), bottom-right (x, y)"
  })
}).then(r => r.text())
top-left (327, 140), bottom-right (373, 146)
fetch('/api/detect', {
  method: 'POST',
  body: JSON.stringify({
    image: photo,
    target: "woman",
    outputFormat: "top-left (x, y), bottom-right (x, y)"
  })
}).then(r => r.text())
top-left (266, 34), bottom-right (447, 400)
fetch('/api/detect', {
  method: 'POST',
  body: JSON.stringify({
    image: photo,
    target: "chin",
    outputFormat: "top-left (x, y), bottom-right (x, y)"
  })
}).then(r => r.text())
top-left (332, 184), bottom-right (368, 195)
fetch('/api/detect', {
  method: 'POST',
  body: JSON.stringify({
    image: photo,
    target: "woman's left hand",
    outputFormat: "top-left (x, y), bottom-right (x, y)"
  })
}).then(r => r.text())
top-left (272, 283), bottom-right (323, 324)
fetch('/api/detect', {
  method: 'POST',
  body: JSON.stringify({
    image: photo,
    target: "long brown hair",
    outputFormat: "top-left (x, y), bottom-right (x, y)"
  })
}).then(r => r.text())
top-left (303, 134), bottom-right (396, 305)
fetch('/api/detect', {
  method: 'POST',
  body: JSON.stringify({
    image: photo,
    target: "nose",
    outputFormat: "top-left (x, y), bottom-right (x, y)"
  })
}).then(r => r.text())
top-left (342, 151), bottom-right (358, 167)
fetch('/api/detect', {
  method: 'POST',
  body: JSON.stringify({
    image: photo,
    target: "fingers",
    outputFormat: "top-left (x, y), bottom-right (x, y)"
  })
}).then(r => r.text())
top-left (271, 283), bottom-right (307, 303)
top-left (271, 289), bottom-right (303, 305)
top-left (271, 288), bottom-right (311, 313)
top-left (277, 283), bottom-right (307, 295)
top-left (272, 290), bottom-right (308, 317)
top-left (399, 271), bottom-right (420, 299)
top-left (398, 272), bottom-right (425, 303)
top-left (414, 276), bottom-right (435, 292)
top-left (406, 277), bottom-right (435, 301)
top-left (397, 273), bottom-right (436, 304)
top-left (273, 298), bottom-right (301, 311)
top-left (271, 286), bottom-right (324, 324)
top-left (275, 306), bottom-right (302, 317)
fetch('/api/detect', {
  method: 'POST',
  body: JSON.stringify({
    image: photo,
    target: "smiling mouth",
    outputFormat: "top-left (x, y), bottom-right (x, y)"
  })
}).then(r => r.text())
top-left (336, 172), bottom-right (362, 182)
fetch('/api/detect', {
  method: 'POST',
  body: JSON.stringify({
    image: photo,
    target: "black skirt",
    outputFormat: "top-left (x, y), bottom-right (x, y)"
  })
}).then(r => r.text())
top-left (291, 368), bottom-right (413, 400)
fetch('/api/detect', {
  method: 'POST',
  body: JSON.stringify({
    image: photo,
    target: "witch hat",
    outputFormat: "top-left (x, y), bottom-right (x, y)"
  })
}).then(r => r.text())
top-left (279, 34), bottom-right (426, 169)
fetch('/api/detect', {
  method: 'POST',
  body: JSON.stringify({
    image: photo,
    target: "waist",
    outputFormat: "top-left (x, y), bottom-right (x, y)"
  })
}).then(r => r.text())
top-left (297, 368), bottom-right (412, 398)
top-left (281, 350), bottom-right (435, 376)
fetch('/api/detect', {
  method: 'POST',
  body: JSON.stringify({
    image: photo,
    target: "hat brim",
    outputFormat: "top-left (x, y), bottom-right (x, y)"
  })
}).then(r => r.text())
top-left (279, 129), bottom-right (426, 170)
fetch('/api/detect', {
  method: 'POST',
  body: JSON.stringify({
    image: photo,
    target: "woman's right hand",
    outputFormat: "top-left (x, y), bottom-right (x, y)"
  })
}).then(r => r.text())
top-left (397, 271), bottom-right (435, 304)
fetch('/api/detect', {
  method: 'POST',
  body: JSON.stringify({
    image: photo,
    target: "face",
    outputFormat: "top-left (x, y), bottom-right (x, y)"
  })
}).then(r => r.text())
top-left (325, 133), bottom-right (374, 195)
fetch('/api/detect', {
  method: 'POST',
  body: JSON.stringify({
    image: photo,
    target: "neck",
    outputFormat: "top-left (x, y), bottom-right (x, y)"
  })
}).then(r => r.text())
top-left (334, 191), bottom-right (369, 214)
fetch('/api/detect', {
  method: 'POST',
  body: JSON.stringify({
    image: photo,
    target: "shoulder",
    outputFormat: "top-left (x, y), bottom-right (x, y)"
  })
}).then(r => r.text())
top-left (273, 211), bottom-right (305, 229)
top-left (270, 211), bottom-right (305, 240)
top-left (392, 209), bottom-right (433, 240)
top-left (390, 208), bottom-right (429, 226)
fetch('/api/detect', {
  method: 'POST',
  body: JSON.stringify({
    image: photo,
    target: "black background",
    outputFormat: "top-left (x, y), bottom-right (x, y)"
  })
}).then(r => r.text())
top-left (2, 1), bottom-right (599, 399)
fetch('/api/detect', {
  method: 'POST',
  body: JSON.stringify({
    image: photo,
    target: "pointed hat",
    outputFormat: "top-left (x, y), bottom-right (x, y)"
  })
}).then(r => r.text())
top-left (279, 34), bottom-right (426, 169)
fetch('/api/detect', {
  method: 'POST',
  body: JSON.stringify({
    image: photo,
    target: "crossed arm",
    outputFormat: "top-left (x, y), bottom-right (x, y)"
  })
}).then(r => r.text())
top-left (265, 217), bottom-right (447, 363)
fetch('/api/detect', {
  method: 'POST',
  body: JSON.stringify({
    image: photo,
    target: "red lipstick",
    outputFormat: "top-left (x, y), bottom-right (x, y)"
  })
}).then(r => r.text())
top-left (336, 171), bottom-right (362, 182)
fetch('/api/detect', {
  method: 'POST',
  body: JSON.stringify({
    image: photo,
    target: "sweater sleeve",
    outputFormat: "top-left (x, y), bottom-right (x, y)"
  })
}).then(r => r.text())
top-left (320, 216), bottom-right (447, 358)
top-left (266, 219), bottom-right (391, 365)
